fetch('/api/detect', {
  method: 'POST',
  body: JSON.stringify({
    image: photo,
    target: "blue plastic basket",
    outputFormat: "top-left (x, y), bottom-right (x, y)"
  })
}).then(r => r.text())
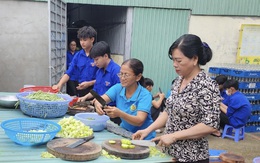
top-left (16, 92), bottom-right (72, 118)
top-left (1, 118), bottom-right (61, 146)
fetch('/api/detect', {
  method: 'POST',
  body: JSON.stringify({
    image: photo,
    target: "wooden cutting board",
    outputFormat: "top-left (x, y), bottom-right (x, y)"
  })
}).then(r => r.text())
top-left (219, 153), bottom-right (245, 163)
top-left (47, 138), bottom-right (102, 161)
top-left (102, 139), bottom-right (150, 159)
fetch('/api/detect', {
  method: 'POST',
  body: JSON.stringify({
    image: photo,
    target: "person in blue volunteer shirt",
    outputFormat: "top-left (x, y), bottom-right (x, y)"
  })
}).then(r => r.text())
top-left (220, 79), bottom-right (251, 129)
top-left (94, 58), bottom-right (156, 140)
top-left (66, 39), bottom-right (79, 96)
top-left (52, 26), bottom-right (98, 97)
top-left (212, 79), bottom-right (251, 137)
top-left (78, 41), bottom-right (121, 125)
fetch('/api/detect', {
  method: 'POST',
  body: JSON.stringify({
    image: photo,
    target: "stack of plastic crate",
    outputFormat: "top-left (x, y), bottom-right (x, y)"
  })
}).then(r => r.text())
top-left (208, 64), bottom-right (260, 133)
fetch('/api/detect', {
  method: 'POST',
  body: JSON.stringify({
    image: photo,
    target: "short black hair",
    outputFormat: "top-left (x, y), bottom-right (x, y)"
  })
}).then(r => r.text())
top-left (223, 79), bottom-right (239, 90)
top-left (215, 75), bottom-right (228, 85)
top-left (144, 78), bottom-right (154, 87)
top-left (77, 26), bottom-right (97, 41)
top-left (90, 41), bottom-right (111, 58)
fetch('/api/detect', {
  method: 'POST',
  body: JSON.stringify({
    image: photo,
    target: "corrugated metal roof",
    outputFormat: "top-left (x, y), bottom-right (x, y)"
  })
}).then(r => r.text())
top-left (60, 0), bottom-right (260, 16)
top-left (130, 7), bottom-right (190, 93)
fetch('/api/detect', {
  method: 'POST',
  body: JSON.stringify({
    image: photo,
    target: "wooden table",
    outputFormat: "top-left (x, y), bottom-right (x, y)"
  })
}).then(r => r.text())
top-left (0, 92), bottom-right (173, 163)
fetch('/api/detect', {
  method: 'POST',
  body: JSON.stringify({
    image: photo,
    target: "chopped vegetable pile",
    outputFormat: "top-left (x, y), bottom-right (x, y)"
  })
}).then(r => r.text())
top-left (56, 116), bottom-right (93, 138)
top-left (149, 146), bottom-right (166, 157)
top-left (120, 139), bottom-right (135, 149)
top-left (41, 151), bottom-right (56, 158)
top-left (101, 149), bottom-right (121, 160)
top-left (25, 91), bottom-right (64, 101)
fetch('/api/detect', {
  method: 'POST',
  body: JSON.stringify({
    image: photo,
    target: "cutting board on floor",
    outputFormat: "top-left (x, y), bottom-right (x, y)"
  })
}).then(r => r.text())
top-left (102, 139), bottom-right (150, 159)
top-left (219, 153), bottom-right (245, 163)
top-left (47, 138), bottom-right (102, 161)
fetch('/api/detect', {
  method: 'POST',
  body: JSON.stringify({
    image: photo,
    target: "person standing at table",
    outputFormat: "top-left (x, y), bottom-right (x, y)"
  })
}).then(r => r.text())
top-left (132, 34), bottom-right (221, 162)
top-left (66, 39), bottom-right (79, 96)
top-left (143, 78), bottom-right (166, 122)
top-left (94, 58), bottom-right (156, 140)
top-left (52, 26), bottom-right (98, 97)
top-left (78, 41), bottom-right (121, 125)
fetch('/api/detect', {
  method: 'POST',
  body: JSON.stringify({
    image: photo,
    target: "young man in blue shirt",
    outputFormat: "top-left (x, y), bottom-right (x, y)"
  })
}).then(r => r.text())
top-left (53, 26), bottom-right (98, 97)
top-left (78, 41), bottom-right (121, 124)
top-left (213, 79), bottom-right (251, 137)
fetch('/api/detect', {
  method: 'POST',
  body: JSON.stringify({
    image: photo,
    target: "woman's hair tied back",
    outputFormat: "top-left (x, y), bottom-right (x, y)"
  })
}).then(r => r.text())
top-left (202, 42), bottom-right (209, 48)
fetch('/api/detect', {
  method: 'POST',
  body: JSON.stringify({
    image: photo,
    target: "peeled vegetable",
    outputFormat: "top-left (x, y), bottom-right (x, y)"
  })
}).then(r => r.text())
top-left (108, 140), bottom-right (116, 144)
top-left (101, 149), bottom-right (121, 160)
top-left (56, 116), bottom-right (93, 138)
top-left (149, 146), bottom-right (166, 157)
top-left (41, 151), bottom-right (56, 158)
top-left (120, 139), bottom-right (135, 149)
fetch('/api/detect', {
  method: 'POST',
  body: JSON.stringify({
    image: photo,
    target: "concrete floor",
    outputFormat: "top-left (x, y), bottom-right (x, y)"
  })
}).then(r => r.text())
top-left (156, 131), bottom-right (260, 162)
top-left (208, 132), bottom-right (260, 163)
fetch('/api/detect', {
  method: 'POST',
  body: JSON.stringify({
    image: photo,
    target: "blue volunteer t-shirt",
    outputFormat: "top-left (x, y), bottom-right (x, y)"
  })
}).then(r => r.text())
top-left (93, 60), bottom-right (120, 106)
top-left (106, 83), bottom-right (156, 140)
top-left (93, 60), bottom-right (120, 95)
top-left (66, 50), bottom-right (78, 81)
top-left (66, 49), bottom-right (98, 83)
top-left (226, 91), bottom-right (251, 128)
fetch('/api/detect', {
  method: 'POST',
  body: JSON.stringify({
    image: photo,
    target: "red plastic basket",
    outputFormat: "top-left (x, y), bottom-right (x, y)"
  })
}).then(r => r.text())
top-left (19, 86), bottom-right (58, 93)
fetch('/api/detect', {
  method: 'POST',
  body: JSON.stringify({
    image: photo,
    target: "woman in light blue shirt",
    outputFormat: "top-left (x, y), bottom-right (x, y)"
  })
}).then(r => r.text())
top-left (94, 58), bottom-right (156, 140)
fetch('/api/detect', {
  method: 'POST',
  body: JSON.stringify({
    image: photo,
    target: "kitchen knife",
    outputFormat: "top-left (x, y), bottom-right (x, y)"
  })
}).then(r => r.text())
top-left (66, 135), bottom-right (94, 148)
top-left (131, 140), bottom-right (156, 147)
top-left (90, 89), bottom-right (107, 107)
top-left (159, 87), bottom-right (162, 93)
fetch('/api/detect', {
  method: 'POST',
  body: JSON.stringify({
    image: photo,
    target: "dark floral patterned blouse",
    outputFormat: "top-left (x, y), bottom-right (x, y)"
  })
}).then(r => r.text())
top-left (163, 71), bottom-right (221, 162)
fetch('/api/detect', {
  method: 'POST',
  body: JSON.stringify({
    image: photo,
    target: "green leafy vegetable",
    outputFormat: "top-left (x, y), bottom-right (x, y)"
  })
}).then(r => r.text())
top-left (25, 91), bottom-right (64, 101)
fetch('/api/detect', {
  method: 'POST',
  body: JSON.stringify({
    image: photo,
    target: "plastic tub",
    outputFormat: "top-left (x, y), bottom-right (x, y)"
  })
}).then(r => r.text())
top-left (75, 113), bottom-right (109, 131)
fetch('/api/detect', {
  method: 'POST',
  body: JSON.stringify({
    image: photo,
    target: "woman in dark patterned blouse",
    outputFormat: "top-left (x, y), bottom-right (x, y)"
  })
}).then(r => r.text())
top-left (133, 34), bottom-right (221, 162)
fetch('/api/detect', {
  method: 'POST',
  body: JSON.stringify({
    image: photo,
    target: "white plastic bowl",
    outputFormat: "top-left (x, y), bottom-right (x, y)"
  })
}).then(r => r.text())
top-left (75, 113), bottom-right (109, 131)
top-left (0, 95), bottom-right (18, 108)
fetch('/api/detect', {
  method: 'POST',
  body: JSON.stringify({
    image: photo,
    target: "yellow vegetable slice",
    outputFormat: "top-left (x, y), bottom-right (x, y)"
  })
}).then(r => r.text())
top-left (121, 144), bottom-right (129, 149)
top-left (108, 140), bottom-right (116, 144)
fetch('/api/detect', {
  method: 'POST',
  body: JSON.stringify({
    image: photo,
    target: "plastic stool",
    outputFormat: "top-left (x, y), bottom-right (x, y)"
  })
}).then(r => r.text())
top-left (253, 157), bottom-right (260, 163)
top-left (221, 124), bottom-right (245, 142)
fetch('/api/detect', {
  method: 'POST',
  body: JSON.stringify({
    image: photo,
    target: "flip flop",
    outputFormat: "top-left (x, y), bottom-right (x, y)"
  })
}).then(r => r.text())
top-left (211, 133), bottom-right (222, 137)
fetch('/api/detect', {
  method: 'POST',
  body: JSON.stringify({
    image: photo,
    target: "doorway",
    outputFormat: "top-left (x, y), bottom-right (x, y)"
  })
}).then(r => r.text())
top-left (67, 4), bottom-right (129, 64)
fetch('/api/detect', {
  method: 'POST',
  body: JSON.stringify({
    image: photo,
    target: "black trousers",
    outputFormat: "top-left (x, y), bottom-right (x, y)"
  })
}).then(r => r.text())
top-left (66, 80), bottom-right (93, 97)
top-left (66, 80), bottom-right (78, 96)
top-left (220, 111), bottom-right (230, 129)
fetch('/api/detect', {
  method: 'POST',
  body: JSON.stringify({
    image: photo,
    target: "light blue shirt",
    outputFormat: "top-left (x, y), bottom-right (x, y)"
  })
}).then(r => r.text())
top-left (106, 83), bottom-right (156, 140)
